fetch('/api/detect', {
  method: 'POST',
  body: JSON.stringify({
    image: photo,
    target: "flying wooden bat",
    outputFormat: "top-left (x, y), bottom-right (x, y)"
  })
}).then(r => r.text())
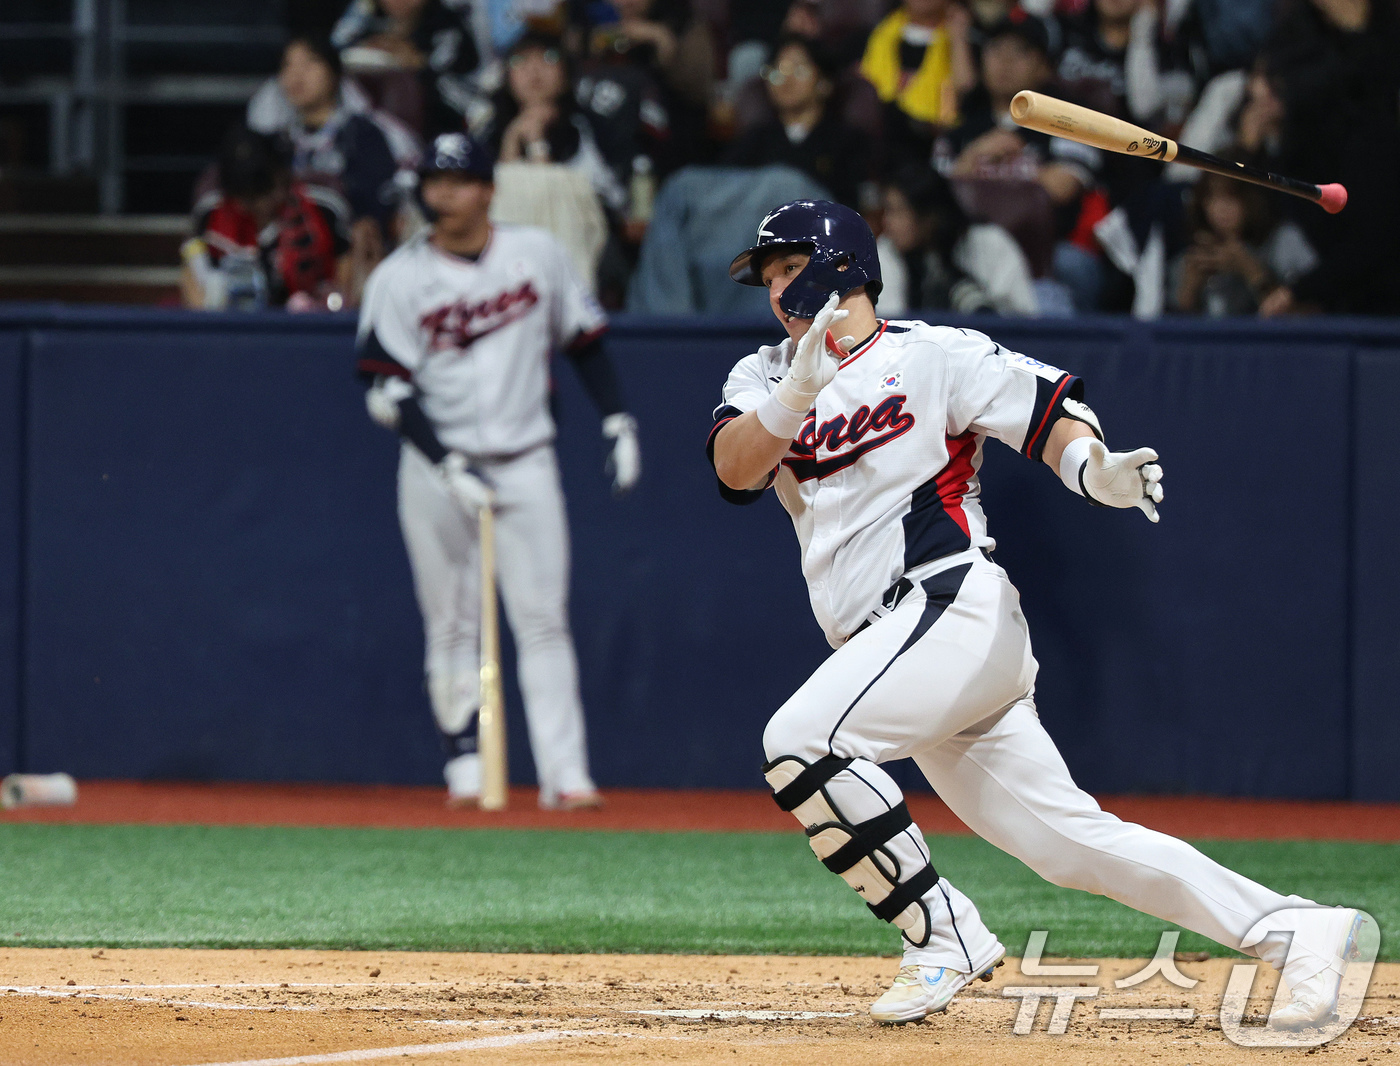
top-left (1010, 90), bottom-right (1347, 214)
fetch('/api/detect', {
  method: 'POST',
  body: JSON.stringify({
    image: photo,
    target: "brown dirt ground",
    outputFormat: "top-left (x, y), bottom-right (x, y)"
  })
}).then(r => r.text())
top-left (4, 781), bottom-right (1400, 840)
top-left (0, 949), bottom-right (1396, 1066)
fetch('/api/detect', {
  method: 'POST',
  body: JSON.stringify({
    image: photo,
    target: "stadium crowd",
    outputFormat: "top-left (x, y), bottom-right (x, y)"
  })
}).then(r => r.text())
top-left (180, 0), bottom-right (1400, 317)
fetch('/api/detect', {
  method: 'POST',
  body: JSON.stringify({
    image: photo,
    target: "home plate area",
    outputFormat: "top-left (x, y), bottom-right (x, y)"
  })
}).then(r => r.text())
top-left (2, 950), bottom-right (1398, 1066)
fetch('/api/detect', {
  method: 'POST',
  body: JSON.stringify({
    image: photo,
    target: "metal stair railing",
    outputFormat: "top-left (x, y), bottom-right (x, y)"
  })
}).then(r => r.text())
top-left (0, 0), bottom-right (285, 213)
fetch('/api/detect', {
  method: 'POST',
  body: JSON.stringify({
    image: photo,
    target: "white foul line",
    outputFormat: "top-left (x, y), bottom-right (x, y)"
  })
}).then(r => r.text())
top-left (175, 1029), bottom-right (584, 1066)
top-left (629, 1009), bottom-right (855, 1020)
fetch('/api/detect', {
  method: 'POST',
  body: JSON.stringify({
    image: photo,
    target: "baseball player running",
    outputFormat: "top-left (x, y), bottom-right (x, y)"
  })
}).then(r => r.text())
top-left (357, 133), bottom-right (640, 809)
top-left (707, 199), bottom-right (1366, 1027)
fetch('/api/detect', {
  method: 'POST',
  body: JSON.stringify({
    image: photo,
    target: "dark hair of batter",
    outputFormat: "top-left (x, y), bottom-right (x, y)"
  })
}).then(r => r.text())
top-left (217, 126), bottom-right (292, 201)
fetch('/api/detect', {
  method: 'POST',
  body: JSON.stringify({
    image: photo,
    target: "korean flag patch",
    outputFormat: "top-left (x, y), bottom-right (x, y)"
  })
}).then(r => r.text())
top-left (879, 371), bottom-right (903, 391)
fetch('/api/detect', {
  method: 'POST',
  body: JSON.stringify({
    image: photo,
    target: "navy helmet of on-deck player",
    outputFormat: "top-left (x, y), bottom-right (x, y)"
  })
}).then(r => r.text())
top-left (729, 199), bottom-right (882, 319)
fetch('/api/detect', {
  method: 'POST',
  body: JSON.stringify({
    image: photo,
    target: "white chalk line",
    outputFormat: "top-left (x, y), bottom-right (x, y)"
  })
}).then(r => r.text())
top-left (3, 988), bottom-right (367, 1013)
top-left (0, 986), bottom-right (518, 1015)
top-left (173, 1029), bottom-right (588, 1066)
top-left (4, 982), bottom-right (455, 991)
top-left (629, 1009), bottom-right (855, 1020)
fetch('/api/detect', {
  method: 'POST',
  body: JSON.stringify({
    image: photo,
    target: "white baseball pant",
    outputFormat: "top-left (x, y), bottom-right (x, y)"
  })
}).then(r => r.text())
top-left (398, 442), bottom-right (596, 800)
top-left (764, 548), bottom-right (1321, 975)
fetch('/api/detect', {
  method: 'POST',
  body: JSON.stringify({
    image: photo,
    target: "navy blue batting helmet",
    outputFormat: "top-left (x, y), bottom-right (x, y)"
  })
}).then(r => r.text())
top-left (729, 199), bottom-right (881, 318)
top-left (420, 132), bottom-right (495, 181)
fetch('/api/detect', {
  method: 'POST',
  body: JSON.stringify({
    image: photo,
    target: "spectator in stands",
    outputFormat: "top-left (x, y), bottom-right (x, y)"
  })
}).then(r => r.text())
top-left (1057, 0), bottom-right (1209, 205)
top-left (1171, 166), bottom-right (1316, 316)
top-left (938, 10), bottom-right (1105, 311)
top-left (278, 35), bottom-right (402, 256)
top-left (182, 127), bottom-right (363, 312)
top-left (1056, 0), bottom-right (1136, 112)
top-left (876, 163), bottom-right (1038, 313)
top-left (1189, 0), bottom-right (1274, 72)
top-left (724, 0), bottom-right (799, 90)
top-left (580, 0), bottom-right (716, 166)
top-left (782, 0), bottom-right (825, 40)
top-left (722, 35), bottom-right (872, 209)
top-left (861, 0), bottom-right (976, 172)
top-left (247, 61), bottom-right (422, 178)
top-left (573, 68), bottom-right (670, 204)
top-left (1254, 0), bottom-right (1400, 315)
top-left (485, 32), bottom-right (625, 209)
top-left (331, 0), bottom-right (486, 137)
top-left (477, 31), bottom-right (618, 290)
top-left (1235, 65), bottom-right (1286, 166)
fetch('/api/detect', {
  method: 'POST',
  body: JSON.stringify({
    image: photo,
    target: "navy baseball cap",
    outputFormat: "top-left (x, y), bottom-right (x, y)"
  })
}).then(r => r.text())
top-left (420, 132), bottom-right (495, 181)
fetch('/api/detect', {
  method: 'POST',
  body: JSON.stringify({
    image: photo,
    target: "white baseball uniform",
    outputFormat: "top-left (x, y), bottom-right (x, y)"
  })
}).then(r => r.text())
top-left (710, 320), bottom-right (1334, 984)
top-left (357, 223), bottom-right (614, 803)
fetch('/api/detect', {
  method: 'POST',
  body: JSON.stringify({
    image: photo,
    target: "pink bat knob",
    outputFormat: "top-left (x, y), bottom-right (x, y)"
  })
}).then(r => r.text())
top-left (1317, 183), bottom-right (1348, 214)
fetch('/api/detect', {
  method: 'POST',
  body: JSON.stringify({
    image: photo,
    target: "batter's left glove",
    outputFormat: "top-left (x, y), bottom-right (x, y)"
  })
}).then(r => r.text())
top-left (1080, 440), bottom-right (1164, 522)
top-left (603, 413), bottom-right (641, 497)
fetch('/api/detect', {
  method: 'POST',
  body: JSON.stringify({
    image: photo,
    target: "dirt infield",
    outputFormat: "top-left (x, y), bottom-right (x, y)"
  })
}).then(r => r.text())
top-left (1, 949), bottom-right (1396, 1066)
top-left (5, 781), bottom-right (1400, 839)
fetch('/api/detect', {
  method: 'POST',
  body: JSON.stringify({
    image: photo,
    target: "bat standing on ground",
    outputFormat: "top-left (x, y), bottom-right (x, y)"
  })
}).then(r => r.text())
top-left (477, 502), bottom-right (508, 811)
top-left (1010, 90), bottom-right (1348, 214)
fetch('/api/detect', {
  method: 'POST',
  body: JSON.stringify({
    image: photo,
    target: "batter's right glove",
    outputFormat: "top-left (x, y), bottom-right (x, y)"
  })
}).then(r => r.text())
top-left (776, 291), bottom-right (849, 413)
top-left (441, 452), bottom-right (496, 513)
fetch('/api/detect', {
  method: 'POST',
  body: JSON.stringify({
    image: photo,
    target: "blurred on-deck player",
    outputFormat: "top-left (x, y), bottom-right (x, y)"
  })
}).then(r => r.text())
top-left (356, 133), bottom-right (640, 809)
top-left (707, 199), bottom-right (1367, 1027)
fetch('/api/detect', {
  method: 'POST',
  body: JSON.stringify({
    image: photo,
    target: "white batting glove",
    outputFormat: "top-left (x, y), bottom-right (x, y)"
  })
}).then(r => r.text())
top-left (1061, 437), bottom-right (1164, 522)
top-left (602, 412), bottom-right (641, 496)
top-left (441, 452), bottom-right (496, 513)
top-left (756, 291), bottom-right (848, 439)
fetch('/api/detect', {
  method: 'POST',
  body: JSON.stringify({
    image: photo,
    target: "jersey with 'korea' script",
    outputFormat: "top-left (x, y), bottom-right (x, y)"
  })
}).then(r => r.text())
top-left (706, 321), bottom-right (1083, 647)
top-left (356, 224), bottom-right (606, 456)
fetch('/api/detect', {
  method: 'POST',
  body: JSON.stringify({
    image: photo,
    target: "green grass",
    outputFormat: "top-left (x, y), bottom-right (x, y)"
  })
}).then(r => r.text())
top-left (0, 825), bottom-right (1395, 959)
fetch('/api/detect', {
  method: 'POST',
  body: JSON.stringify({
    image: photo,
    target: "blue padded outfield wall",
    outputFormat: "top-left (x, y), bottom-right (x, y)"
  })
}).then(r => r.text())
top-left (0, 307), bottom-right (1396, 799)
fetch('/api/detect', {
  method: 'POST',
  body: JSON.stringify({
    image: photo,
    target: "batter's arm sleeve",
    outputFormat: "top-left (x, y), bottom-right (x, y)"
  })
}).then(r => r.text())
top-left (705, 353), bottom-right (780, 505)
top-left (944, 328), bottom-right (1086, 463)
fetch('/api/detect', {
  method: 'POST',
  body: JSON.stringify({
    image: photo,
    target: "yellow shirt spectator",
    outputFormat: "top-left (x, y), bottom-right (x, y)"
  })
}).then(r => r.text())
top-left (861, 4), bottom-right (971, 127)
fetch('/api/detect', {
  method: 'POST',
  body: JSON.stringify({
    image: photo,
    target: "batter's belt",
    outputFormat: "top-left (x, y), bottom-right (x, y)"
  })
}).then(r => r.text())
top-left (852, 547), bottom-right (993, 637)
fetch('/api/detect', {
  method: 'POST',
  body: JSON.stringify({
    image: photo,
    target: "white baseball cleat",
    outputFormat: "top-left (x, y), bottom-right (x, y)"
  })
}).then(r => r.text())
top-left (870, 950), bottom-right (1005, 1024)
top-left (443, 753), bottom-right (481, 807)
top-left (538, 788), bottom-right (604, 811)
top-left (1272, 909), bottom-right (1368, 1030)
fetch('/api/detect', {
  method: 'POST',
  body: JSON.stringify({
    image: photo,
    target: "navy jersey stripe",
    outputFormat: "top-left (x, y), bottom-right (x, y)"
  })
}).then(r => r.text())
top-left (902, 478), bottom-right (972, 569)
top-left (902, 434), bottom-right (978, 569)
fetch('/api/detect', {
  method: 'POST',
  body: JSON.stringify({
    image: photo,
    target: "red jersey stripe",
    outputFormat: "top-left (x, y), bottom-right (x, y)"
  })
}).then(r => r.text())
top-left (936, 432), bottom-right (978, 539)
